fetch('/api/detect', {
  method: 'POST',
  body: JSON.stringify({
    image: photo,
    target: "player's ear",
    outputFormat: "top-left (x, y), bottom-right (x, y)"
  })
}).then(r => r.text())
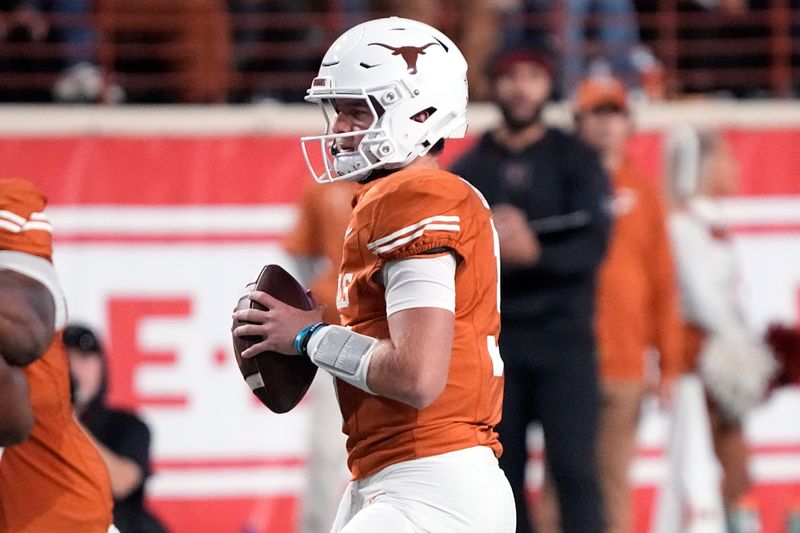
top-left (410, 107), bottom-right (436, 123)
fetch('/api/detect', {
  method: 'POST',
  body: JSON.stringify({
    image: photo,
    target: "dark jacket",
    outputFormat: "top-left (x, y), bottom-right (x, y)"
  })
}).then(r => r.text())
top-left (451, 128), bottom-right (612, 343)
top-left (65, 324), bottom-right (168, 533)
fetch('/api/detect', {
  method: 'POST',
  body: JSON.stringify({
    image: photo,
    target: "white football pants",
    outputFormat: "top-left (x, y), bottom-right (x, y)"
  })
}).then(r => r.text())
top-left (330, 445), bottom-right (516, 533)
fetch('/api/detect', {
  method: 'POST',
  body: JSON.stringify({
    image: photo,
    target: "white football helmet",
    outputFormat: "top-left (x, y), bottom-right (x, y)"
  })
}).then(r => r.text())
top-left (300, 17), bottom-right (469, 183)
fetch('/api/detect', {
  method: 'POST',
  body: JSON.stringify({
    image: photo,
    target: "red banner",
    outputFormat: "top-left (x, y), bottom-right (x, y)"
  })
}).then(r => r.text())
top-left (1, 128), bottom-right (799, 533)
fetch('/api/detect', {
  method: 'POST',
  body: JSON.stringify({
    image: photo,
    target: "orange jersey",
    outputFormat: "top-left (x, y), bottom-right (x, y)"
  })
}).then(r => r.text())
top-left (282, 181), bottom-right (357, 324)
top-left (335, 167), bottom-right (504, 479)
top-left (595, 160), bottom-right (684, 381)
top-left (0, 178), bottom-right (113, 532)
top-left (0, 179), bottom-right (53, 261)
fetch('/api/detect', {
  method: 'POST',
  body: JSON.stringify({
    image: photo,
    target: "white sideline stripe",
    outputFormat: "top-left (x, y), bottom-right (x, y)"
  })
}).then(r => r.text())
top-left (370, 223), bottom-right (461, 256)
top-left (144, 450), bottom-right (800, 498)
top-left (37, 199), bottom-right (800, 238)
top-left (30, 212), bottom-right (49, 222)
top-left (4, 102), bottom-right (800, 135)
top-left (47, 206), bottom-right (298, 235)
top-left (718, 197), bottom-right (800, 225)
top-left (526, 454), bottom-right (800, 488)
top-left (148, 467), bottom-right (304, 498)
top-left (750, 454), bottom-right (800, 482)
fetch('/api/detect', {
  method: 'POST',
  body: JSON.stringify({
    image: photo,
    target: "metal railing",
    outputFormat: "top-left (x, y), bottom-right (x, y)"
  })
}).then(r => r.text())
top-left (0, 0), bottom-right (796, 103)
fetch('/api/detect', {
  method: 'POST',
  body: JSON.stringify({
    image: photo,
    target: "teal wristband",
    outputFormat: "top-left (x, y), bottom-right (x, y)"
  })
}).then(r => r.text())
top-left (294, 322), bottom-right (327, 356)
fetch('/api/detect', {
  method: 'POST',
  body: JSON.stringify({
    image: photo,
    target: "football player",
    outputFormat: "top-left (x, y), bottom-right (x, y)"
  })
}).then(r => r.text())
top-left (0, 178), bottom-right (114, 532)
top-left (0, 269), bottom-right (53, 445)
top-left (233, 17), bottom-right (515, 533)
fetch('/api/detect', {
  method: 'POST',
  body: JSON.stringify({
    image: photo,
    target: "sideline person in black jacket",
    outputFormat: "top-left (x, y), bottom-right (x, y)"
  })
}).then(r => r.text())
top-left (65, 324), bottom-right (169, 533)
top-left (451, 47), bottom-right (612, 533)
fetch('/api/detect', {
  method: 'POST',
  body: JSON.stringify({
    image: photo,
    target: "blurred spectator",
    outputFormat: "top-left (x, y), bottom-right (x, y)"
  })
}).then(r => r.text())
top-left (65, 323), bottom-right (168, 533)
top-left (228, 0), bottom-right (320, 102)
top-left (0, 0), bottom-right (121, 103)
top-left (560, 0), bottom-right (643, 97)
top-left (536, 75), bottom-right (684, 533)
top-left (497, 1), bottom-right (660, 99)
top-left (637, 0), bottom-right (777, 98)
top-left (497, 0), bottom-right (551, 51)
top-left (450, 47), bottom-right (612, 533)
top-left (793, 0), bottom-right (800, 96)
top-left (663, 125), bottom-right (776, 513)
top-left (49, 0), bottom-right (126, 103)
top-left (0, 0), bottom-right (46, 41)
top-left (0, 0), bottom-right (50, 101)
top-left (281, 181), bottom-right (355, 533)
top-left (96, 0), bottom-right (230, 103)
top-left (374, 0), bottom-right (499, 99)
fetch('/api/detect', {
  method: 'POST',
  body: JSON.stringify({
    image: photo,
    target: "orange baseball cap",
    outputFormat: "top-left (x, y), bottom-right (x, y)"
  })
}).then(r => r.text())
top-left (573, 76), bottom-right (628, 114)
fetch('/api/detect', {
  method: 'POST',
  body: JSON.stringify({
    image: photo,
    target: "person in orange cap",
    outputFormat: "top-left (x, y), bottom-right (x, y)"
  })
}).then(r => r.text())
top-left (537, 76), bottom-right (685, 533)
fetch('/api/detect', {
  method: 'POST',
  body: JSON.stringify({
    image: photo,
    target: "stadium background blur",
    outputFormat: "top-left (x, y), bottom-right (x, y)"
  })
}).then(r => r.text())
top-left (1, 1), bottom-right (799, 532)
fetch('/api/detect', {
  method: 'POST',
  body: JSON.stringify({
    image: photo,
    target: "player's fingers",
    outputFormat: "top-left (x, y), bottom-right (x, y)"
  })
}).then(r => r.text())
top-left (232, 324), bottom-right (264, 338)
top-left (249, 290), bottom-right (283, 309)
top-left (232, 308), bottom-right (269, 323)
top-left (241, 339), bottom-right (271, 359)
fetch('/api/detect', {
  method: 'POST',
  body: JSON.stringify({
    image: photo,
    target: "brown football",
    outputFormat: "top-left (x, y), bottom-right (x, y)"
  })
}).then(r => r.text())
top-left (232, 264), bottom-right (317, 413)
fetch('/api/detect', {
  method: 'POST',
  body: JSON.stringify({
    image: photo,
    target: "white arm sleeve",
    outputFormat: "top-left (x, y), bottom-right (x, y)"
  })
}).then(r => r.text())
top-left (381, 253), bottom-right (457, 317)
top-left (0, 251), bottom-right (67, 330)
top-left (669, 214), bottom-right (742, 336)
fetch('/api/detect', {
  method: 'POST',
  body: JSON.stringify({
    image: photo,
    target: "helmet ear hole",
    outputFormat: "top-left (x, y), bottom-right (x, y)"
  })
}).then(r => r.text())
top-left (410, 107), bottom-right (437, 123)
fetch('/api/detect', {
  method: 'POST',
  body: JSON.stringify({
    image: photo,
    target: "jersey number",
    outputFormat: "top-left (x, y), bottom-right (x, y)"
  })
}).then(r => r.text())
top-left (336, 272), bottom-right (354, 309)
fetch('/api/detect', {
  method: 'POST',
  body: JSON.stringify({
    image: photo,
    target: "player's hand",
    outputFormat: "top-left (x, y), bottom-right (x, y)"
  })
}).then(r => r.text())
top-left (492, 204), bottom-right (541, 266)
top-left (232, 291), bottom-right (324, 357)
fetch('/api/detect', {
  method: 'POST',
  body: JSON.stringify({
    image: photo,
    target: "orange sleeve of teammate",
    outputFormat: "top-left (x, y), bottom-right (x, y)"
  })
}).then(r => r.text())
top-left (646, 191), bottom-right (685, 377)
top-left (0, 178), bottom-right (53, 261)
top-left (282, 183), bottom-right (323, 258)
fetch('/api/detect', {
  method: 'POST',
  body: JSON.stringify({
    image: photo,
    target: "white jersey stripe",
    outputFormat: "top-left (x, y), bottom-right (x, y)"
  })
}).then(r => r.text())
top-left (0, 210), bottom-right (25, 226)
top-left (0, 219), bottom-right (21, 233)
top-left (0, 220), bottom-right (53, 234)
top-left (368, 215), bottom-right (460, 250)
top-left (370, 223), bottom-right (460, 256)
top-left (0, 211), bottom-right (53, 234)
top-left (22, 221), bottom-right (53, 233)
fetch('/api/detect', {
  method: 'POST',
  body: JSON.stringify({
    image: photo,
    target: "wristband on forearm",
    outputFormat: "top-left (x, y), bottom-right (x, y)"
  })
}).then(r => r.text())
top-left (304, 325), bottom-right (378, 394)
top-left (294, 322), bottom-right (328, 356)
